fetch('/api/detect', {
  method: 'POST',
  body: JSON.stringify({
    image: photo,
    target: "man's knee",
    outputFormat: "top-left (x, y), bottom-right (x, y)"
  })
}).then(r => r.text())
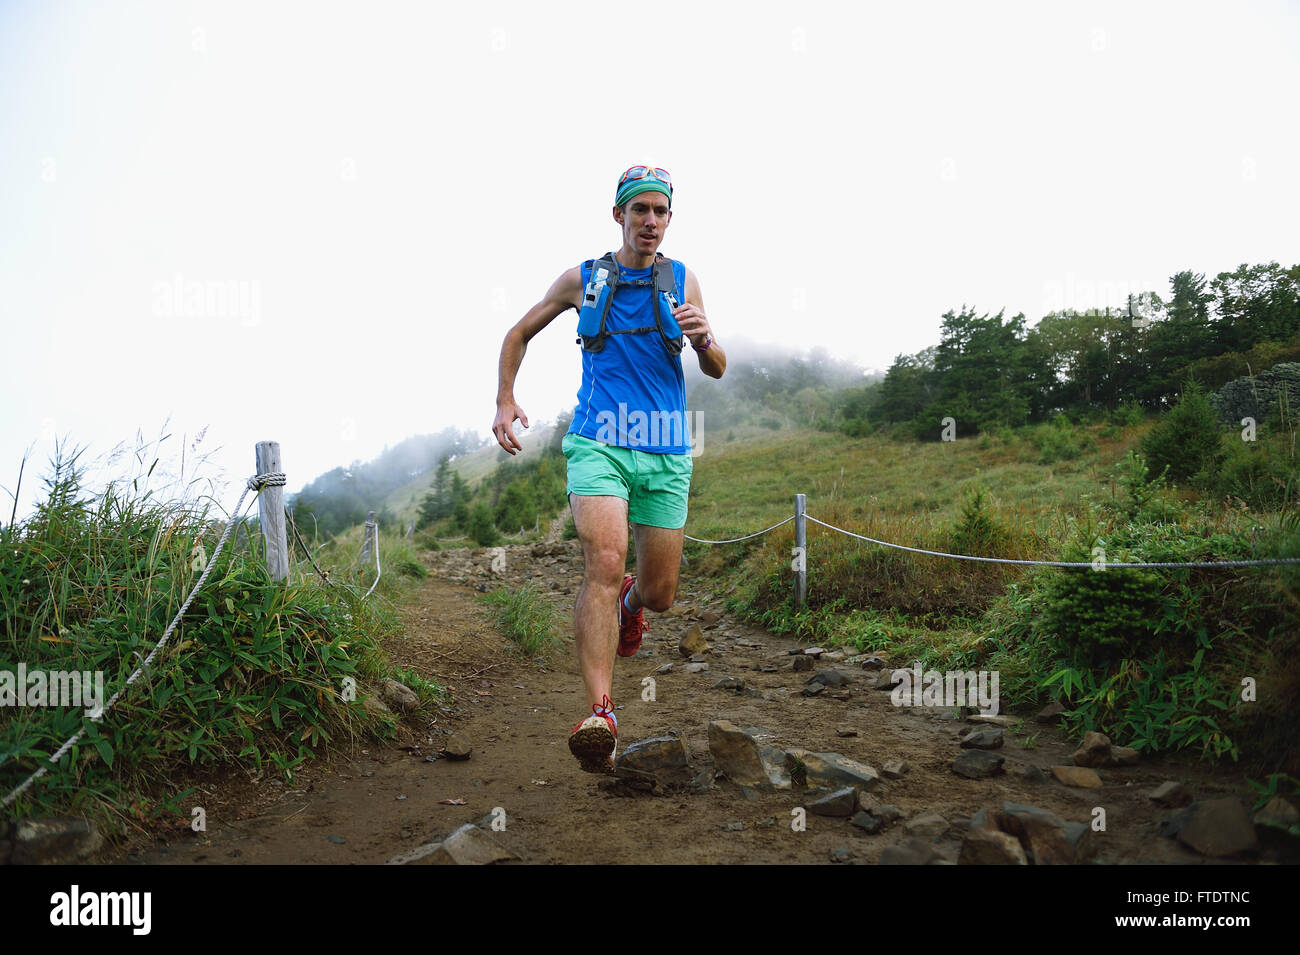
top-left (636, 577), bottom-right (677, 613)
top-left (583, 543), bottom-right (626, 588)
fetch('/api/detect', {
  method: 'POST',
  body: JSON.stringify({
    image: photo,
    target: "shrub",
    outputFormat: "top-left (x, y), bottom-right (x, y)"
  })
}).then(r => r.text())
top-left (1141, 381), bottom-right (1225, 485)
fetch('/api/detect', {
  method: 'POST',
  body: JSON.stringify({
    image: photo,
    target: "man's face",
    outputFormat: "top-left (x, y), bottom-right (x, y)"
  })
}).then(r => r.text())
top-left (614, 192), bottom-right (672, 254)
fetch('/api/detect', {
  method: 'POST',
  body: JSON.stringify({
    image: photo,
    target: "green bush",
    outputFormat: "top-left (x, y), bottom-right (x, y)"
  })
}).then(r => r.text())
top-left (466, 502), bottom-right (500, 546)
top-left (1141, 381), bottom-right (1225, 485)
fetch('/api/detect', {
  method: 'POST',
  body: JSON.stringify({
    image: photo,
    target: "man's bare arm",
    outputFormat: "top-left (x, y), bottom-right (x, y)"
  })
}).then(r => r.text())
top-left (676, 267), bottom-right (725, 379)
top-left (493, 267), bottom-right (582, 454)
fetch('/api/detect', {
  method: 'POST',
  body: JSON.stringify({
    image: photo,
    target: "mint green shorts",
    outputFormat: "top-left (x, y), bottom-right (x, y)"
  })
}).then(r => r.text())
top-left (562, 432), bottom-right (692, 529)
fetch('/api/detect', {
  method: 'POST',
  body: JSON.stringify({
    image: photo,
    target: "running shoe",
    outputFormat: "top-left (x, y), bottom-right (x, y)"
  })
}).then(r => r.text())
top-left (568, 694), bottom-right (618, 773)
top-left (617, 574), bottom-right (646, 658)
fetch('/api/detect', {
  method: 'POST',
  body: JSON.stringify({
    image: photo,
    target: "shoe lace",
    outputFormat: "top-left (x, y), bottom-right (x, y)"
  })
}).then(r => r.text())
top-left (592, 694), bottom-right (617, 727)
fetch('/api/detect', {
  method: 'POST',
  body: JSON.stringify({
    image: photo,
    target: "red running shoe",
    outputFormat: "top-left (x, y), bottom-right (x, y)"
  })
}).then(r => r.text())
top-left (568, 694), bottom-right (618, 773)
top-left (617, 574), bottom-right (646, 658)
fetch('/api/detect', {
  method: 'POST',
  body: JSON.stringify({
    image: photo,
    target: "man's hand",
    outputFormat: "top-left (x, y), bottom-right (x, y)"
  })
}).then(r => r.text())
top-left (674, 302), bottom-right (713, 348)
top-left (493, 400), bottom-right (529, 454)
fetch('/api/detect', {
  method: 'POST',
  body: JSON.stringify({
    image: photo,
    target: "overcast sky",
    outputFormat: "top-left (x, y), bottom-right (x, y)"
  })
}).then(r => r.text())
top-left (2, 0), bottom-right (1298, 524)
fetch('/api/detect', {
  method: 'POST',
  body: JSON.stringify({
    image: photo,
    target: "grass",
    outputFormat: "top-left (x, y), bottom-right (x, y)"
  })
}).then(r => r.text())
top-left (476, 583), bottom-right (568, 659)
top-left (0, 436), bottom-right (417, 838)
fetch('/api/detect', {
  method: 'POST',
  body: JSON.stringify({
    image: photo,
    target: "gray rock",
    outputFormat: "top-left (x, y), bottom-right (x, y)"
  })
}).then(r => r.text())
top-left (801, 682), bottom-right (825, 697)
top-left (1147, 780), bottom-right (1191, 808)
top-left (792, 655), bottom-right (814, 672)
top-left (952, 750), bottom-right (1005, 779)
top-left (1014, 763), bottom-right (1047, 784)
top-left (683, 662), bottom-right (710, 674)
top-left (881, 758), bottom-right (909, 779)
top-left (836, 726), bottom-right (859, 738)
top-left (959, 828), bottom-right (1028, 865)
top-left (967, 714), bottom-right (1017, 728)
top-left (712, 676), bottom-right (746, 691)
top-left (1107, 745), bottom-right (1141, 767)
top-left (443, 733), bottom-right (472, 760)
top-left (807, 787), bottom-right (859, 818)
top-left (1176, 798), bottom-right (1258, 857)
top-left (707, 721), bottom-right (790, 790)
top-left (878, 837), bottom-right (942, 865)
top-left (10, 818), bottom-right (103, 865)
top-left (859, 655), bottom-right (888, 671)
top-left (905, 811), bottom-right (949, 841)
top-left (999, 802), bottom-right (1096, 865)
top-left (363, 695), bottom-right (394, 719)
top-left (1071, 730), bottom-right (1113, 768)
top-left (851, 811), bottom-right (885, 833)
top-left (808, 669), bottom-right (849, 687)
top-left (804, 647), bottom-right (826, 657)
top-left (788, 750), bottom-right (881, 791)
top-left (723, 821), bottom-right (746, 831)
top-left (959, 728), bottom-right (1005, 750)
top-left (874, 804), bottom-right (905, 826)
top-left (656, 663), bottom-right (674, 674)
top-left (1254, 796), bottom-right (1300, 830)
top-left (1035, 701), bottom-right (1066, 723)
top-left (615, 733), bottom-right (689, 784)
top-left (428, 824), bottom-right (519, 865)
top-left (829, 847), bottom-right (855, 864)
top-left (380, 678), bottom-right (419, 713)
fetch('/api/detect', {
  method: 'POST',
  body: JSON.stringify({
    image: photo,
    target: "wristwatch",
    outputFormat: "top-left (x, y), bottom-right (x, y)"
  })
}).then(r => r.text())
top-left (692, 334), bottom-right (713, 352)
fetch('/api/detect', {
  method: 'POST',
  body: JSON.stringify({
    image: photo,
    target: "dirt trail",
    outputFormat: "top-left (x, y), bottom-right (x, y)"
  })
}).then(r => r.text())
top-left (120, 541), bottom-right (1281, 865)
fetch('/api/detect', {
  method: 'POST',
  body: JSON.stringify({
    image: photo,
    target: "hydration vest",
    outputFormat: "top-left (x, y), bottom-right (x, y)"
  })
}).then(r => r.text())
top-left (576, 252), bottom-right (684, 357)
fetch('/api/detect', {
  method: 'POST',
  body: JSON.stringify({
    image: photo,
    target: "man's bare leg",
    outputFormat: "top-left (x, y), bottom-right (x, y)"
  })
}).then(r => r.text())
top-left (569, 493), bottom-right (629, 709)
top-left (628, 521), bottom-right (685, 614)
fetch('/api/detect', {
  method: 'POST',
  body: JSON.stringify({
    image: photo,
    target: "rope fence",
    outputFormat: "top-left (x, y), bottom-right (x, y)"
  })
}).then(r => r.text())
top-left (682, 493), bottom-right (1300, 608)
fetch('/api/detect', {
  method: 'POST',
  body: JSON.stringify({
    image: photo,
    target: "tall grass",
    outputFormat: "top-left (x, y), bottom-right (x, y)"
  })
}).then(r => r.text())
top-left (476, 583), bottom-right (567, 659)
top-left (1, 438), bottom-right (406, 837)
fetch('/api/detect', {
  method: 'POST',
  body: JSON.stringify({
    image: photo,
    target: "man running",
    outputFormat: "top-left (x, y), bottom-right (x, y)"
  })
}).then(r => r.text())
top-left (491, 165), bottom-right (725, 772)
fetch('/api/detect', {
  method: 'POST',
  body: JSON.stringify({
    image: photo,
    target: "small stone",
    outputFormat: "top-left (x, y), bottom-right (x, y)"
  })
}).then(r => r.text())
top-left (723, 821), bottom-right (746, 831)
top-left (324, 834), bottom-right (347, 845)
top-left (426, 824), bottom-right (519, 865)
top-left (851, 811), bottom-right (884, 833)
top-left (683, 662), bottom-right (710, 674)
top-left (967, 713), bottom-right (1017, 728)
top-left (960, 728), bottom-right (1005, 750)
top-left (952, 750), bottom-right (1005, 779)
top-left (792, 655), bottom-right (813, 672)
top-left (1035, 701), bottom-right (1066, 723)
top-left (10, 818), bottom-right (103, 865)
top-left (615, 734), bottom-right (689, 784)
top-left (959, 828), bottom-right (1028, 865)
top-left (708, 721), bottom-right (788, 790)
top-left (679, 625), bottom-right (709, 658)
top-left (874, 804), bottom-right (904, 826)
top-left (1106, 746), bottom-right (1141, 767)
top-left (689, 653), bottom-right (707, 663)
top-left (656, 663), bottom-right (674, 674)
top-left (363, 695), bottom-right (394, 718)
top-left (860, 656), bottom-right (888, 671)
top-left (801, 683), bottom-right (825, 697)
top-left (443, 733), bottom-right (472, 760)
top-left (822, 650), bottom-right (846, 662)
top-left (791, 751), bottom-right (881, 791)
top-left (1147, 780), bottom-right (1191, 808)
top-left (836, 726), bottom-right (859, 738)
top-left (804, 647), bottom-right (826, 657)
top-left (1071, 731), bottom-right (1113, 768)
top-left (712, 676), bottom-right (745, 691)
top-left (380, 678), bottom-right (419, 713)
top-left (1051, 765), bottom-right (1102, 788)
top-left (806, 787), bottom-right (858, 818)
top-left (1254, 796), bottom-right (1300, 830)
top-left (1176, 798), bottom-right (1258, 858)
top-left (905, 811), bottom-right (949, 841)
top-left (700, 611), bottom-right (722, 625)
top-left (878, 837), bottom-right (941, 865)
top-left (808, 669), bottom-right (849, 687)
top-left (829, 847), bottom-right (855, 864)
top-left (999, 802), bottom-right (1095, 865)
top-left (1015, 764), bottom-right (1047, 784)
top-left (881, 759), bottom-right (909, 779)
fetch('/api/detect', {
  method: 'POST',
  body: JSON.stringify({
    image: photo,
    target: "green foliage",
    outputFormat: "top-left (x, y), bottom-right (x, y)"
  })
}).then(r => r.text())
top-left (562, 516), bottom-right (578, 540)
top-left (1141, 381), bottom-right (1225, 485)
top-left (1115, 450), bottom-right (1172, 522)
top-left (476, 584), bottom-right (567, 658)
top-left (1, 444), bottom-right (394, 828)
top-left (465, 502), bottom-right (500, 546)
top-left (1032, 415), bottom-right (1095, 464)
top-left (948, 485), bottom-right (1010, 557)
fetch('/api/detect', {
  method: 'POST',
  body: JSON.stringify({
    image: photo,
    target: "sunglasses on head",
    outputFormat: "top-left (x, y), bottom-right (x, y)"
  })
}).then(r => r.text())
top-left (619, 165), bottom-right (672, 189)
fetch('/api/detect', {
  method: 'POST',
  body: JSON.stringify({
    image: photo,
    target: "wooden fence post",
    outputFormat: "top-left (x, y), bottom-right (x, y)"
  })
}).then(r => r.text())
top-left (794, 493), bottom-right (807, 609)
top-left (255, 441), bottom-right (289, 582)
top-left (360, 510), bottom-right (376, 565)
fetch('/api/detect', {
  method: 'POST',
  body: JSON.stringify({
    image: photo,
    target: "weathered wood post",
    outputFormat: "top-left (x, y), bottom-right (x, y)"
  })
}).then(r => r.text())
top-left (255, 441), bottom-right (289, 582)
top-left (794, 493), bottom-right (807, 609)
top-left (360, 510), bottom-right (376, 565)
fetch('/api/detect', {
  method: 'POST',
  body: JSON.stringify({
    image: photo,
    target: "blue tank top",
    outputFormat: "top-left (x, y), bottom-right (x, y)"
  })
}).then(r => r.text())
top-left (567, 256), bottom-right (691, 454)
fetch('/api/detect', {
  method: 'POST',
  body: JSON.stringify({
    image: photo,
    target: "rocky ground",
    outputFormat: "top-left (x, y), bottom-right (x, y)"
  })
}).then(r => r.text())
top-left (70, 538), bottom-right (1295, 866)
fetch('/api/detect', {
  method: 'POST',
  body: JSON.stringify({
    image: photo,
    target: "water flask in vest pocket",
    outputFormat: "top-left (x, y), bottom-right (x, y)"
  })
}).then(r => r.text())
top-left (577, 267), bottom-right (611, 338)
top-left (658, 289), bottom-right (683, 340)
